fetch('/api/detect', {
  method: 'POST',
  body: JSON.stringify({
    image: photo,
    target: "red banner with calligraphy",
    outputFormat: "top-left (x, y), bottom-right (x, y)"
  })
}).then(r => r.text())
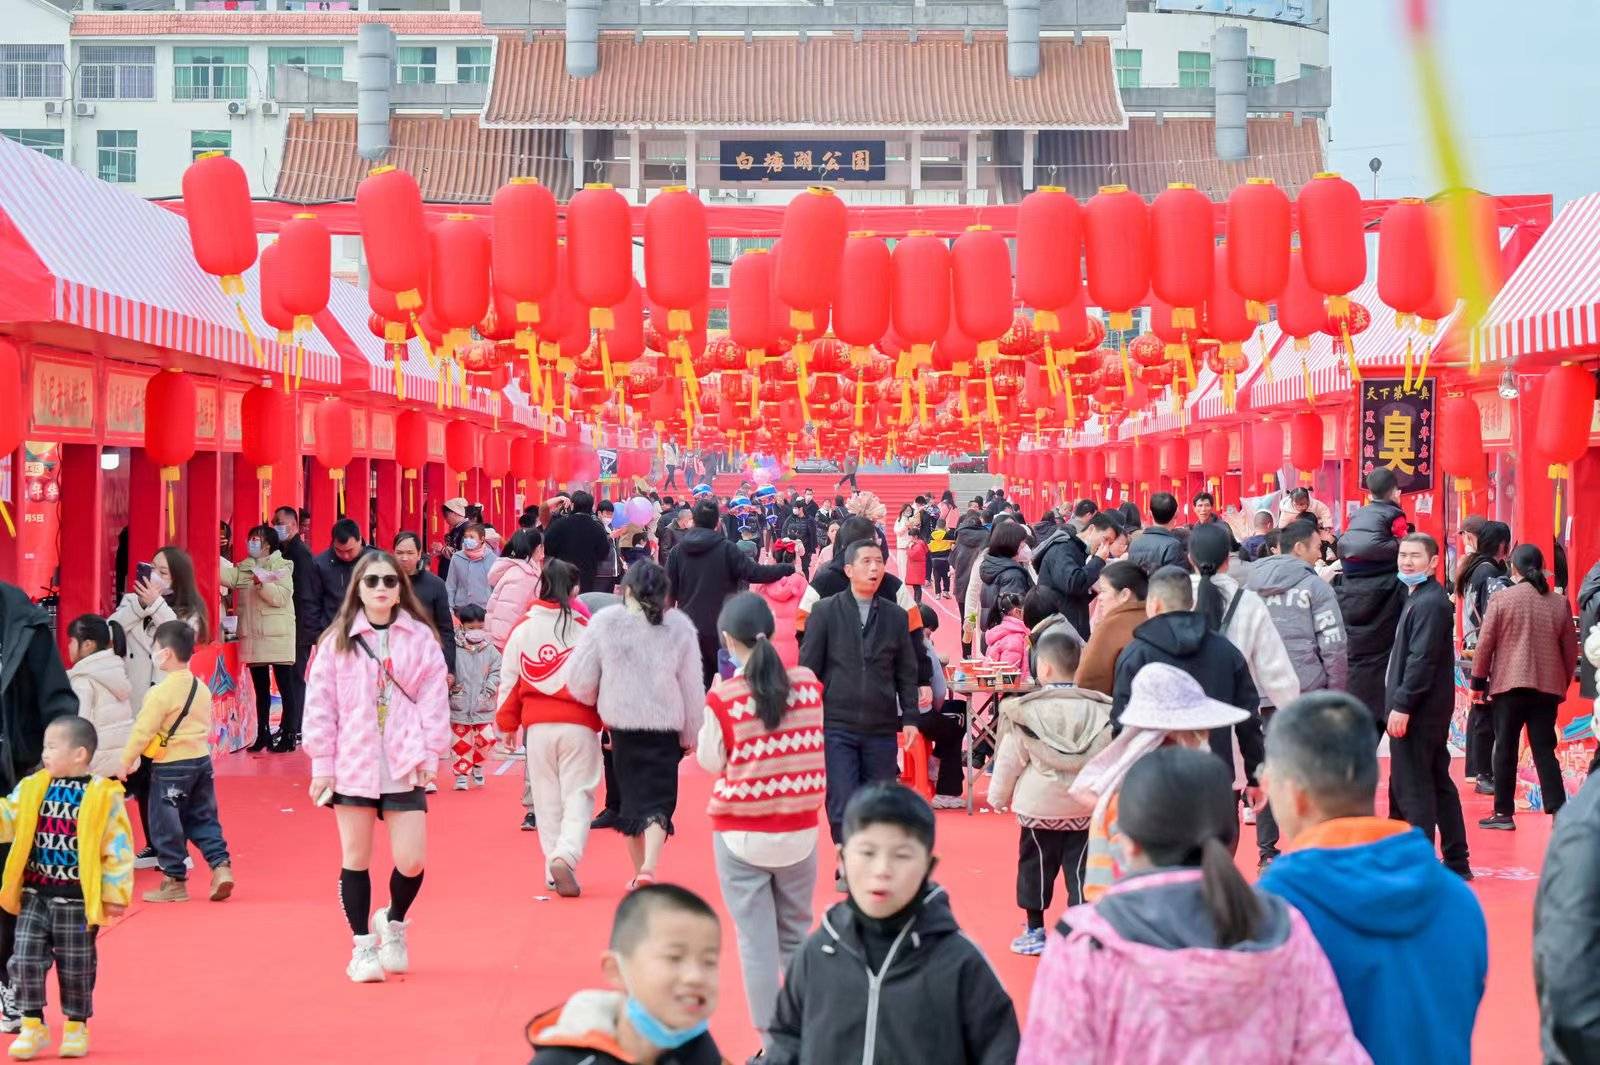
top-left (1359, 377), bottom-right (1436, 495)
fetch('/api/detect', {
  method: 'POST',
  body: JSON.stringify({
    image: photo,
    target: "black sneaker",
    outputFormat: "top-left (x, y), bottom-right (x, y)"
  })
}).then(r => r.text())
top-left (1478, 813), bottom-right (1516, 831)
top-left (1474, 777), bottom-right (1495, 795)
top-left (133, 845), bottom-right (159, 870)
top-left (0, 980), bottom-right (19, 1034)
top-left (520, 811), bottom-right (537, 832)
top-left (590, 809), bottom-right (618, 831)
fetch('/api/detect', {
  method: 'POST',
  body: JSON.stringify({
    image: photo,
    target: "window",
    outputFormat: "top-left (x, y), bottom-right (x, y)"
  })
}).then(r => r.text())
top-left (78, 45), bottom-right (155, 100)
top-left (0, 45), bottom-right (65, 100)
top-left (97, 130), bottom-right (137, 184)
top-left (454, 45), bottom-right (489, 84)
top-left (1300, 63), bottom-right (1320, 81)
top-left (0, 129), bottom-right (64, 161)
top-left (173, 46), bottom-right (249, 101)
top-left (1178, 50), bottom-right (1211, 89)
top-left (1247, 56), bottom-right (1276, 87)
top-left (267, 45), bottom-right (343, 96)
top-left (397, 46), bottom-right (437, 85)
top-left (1114, 48), bottom-right (1141, 89)
top-left (191, 130), bottom-right (231, 160)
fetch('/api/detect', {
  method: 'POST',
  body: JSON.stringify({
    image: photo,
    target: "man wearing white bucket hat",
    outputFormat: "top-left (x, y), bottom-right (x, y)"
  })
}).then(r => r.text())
top-left (1074, 662), bottom-right (1252, 901)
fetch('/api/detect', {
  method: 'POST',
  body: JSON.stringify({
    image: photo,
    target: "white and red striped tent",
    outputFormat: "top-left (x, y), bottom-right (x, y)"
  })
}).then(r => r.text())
top-left (0, 135), bottom-right (340, 383)
top-left (1475, 191), bottom-right (1600, 366)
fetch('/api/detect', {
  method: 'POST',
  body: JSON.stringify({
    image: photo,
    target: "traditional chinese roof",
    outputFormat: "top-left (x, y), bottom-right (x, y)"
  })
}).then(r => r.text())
top-left (70, 12), bottom-right (490, 37)
top-left (483, 33), bottom-right (1126, 130)
top-left (1037, 115), bottom-right (1325, 201)
top-left (274, 114), bottom-right (571, 203)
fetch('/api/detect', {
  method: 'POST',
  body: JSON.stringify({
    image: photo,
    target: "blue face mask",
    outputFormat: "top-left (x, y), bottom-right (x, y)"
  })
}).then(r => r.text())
top-left (1397, 570), bottom-right (1429, 587)
top-left (623, 994), bottom-right (709, 1051)
top-left (273, 523), bottom-right (292, 541)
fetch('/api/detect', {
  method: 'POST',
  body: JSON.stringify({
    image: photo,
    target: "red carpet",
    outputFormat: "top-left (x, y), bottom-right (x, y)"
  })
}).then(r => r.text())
top-left (68, 602), bottom-right (1549, 1062)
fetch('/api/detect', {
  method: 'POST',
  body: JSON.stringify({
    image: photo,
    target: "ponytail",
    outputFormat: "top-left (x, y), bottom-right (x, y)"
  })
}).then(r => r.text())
top-left (1199, 836), bottom-right (1263, 948)
top-left (67, 614), bottom-right (123, 658)
top-left (717, 591), bottom-right (791, 731)
top-left (621, 560), bottom-right (670, 625)
top-left (1509, 543), bottom-right (1550, 596)
top-left (539, 559), bottom-right (580, 641)
top-left (1188, 523), bottom-right (1232, 632)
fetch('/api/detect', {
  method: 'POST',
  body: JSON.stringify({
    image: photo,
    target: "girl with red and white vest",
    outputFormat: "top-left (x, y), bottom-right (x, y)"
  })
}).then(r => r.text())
top-left (695, 591), bottom-right (826, 1053)
top-left (494, 559), bottom-right (602, 899)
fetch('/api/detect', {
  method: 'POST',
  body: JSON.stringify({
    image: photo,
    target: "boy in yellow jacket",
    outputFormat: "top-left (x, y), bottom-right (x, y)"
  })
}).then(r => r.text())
top-left (0, 716), bottom-right (134, 1060)
top-left (119, 622), bottom-right (234, 905)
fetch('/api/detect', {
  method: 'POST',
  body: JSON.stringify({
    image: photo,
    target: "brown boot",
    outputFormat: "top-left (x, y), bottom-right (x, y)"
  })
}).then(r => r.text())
top-left (142, 877), bottom-right (189, 903)
top-left (209, 863), bottom-right (235, 901)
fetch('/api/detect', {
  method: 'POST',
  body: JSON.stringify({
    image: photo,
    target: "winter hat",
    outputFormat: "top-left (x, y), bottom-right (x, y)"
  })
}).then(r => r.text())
top-left (1118, 662), bottom-right (1249, 732)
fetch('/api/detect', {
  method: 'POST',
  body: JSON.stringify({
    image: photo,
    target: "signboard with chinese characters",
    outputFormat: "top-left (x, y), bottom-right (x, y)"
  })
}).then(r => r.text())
top-left (222, 388), bottom-right (244, 448)
top-left (29, 358), bottom-right (95, 437)
top-left (105, 369), bottom-right (152, 442)
top-left (1359, 378), bottom-right (1435, 494)
top-left (371, 411), bottom-right (395, 458)
top-left (195, 384), bottom-right (219, 446)
top-left (720, 140), bottom-right (886, 183)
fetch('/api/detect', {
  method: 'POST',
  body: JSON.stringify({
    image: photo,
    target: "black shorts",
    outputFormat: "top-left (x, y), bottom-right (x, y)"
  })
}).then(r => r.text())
top-left (330, 787), bottom-right (428, 819)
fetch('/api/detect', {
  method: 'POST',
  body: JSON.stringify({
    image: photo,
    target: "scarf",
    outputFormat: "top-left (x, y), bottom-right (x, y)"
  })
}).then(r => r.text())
top-left (1070, 728), bottom-right (1167, 902)
top-left (463, 544), bottom-right (487, 562)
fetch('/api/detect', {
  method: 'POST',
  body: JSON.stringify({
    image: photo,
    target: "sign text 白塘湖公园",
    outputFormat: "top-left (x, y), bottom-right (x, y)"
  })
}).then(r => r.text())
top-left (719, 141), bottom-right (886, 183)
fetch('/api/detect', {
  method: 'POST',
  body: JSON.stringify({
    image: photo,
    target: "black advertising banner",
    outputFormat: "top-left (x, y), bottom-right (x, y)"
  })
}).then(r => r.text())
top-left (719, 140), bottom-right (887, 183)
top-left (1358, 377), bottom-right (1435, 494)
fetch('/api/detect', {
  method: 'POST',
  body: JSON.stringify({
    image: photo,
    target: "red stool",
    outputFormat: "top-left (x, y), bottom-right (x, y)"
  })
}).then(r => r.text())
top-left (899, 730), bottom-right (934, 801)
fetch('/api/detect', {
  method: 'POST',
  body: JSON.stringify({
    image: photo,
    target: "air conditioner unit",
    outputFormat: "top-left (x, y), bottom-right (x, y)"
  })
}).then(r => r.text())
top-left (226, 100), bottom-right (252, 117)
top-left (259, 101), bottom-right (279, 117)
top-left (72, 101), bottom-right (95, 118)
top-left (43, 100), bottom-right (62, 116)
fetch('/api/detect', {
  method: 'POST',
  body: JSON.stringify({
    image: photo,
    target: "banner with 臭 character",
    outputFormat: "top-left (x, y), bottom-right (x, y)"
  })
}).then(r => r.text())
top-left (1358, 377), bottom-right (1435, 494)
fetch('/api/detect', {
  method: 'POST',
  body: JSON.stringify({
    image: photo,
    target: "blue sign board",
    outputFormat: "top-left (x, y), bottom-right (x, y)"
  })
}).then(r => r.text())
top-left (719, 140), bottom-right (886, 183)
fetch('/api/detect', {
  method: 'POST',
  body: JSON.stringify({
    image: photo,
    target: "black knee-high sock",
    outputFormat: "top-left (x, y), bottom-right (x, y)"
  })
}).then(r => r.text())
top-left (1026, 908), bottom-right (1045, 931)
top-left (340, 868), bottom-right (371, 935)
top-left (388, 868), bottom-right (424, 923)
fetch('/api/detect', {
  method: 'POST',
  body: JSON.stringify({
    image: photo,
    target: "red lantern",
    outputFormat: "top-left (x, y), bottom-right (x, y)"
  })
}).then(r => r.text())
top-left (492, 177), bottom-right (558, 327)
top-left (776, 187), bottom-right (847, 329)
top-left (395, 411), bottom-right (428, 473)
top-left (430, 215), bottom-right (491, 351)
top-left (1084, 184), bottom-right (1150, 331)
top-left (181, 152), bottom-right (257, 291)
top-left (891, 233), bottom-right (951, 361)
top-left (952, 226), bottom-right (1014, 359)
top-left (1250, 419), bottom-right (1284, 491)
top-left (1160, 439), bottom-right (1184, 488)
top-left (1016, 187), bottom-right (1082, 330)
top-left (1083, 449), bottom-right (1107, 491)
top-left (313, 396), bottom-right (355, 508)
top-left (1289, 410), bottom-right (1323, 484)
top-left (567, 184), bottom-right (633, 329)
top-left (1132, 441), bottom-right (1159, 491)
top-left (276, 212), bottom-right (331, 323)
top-left (1537, 362), bottom-right (1599, 478)
top-left (510, 435), bottom-right (542, 490)
top-left (1377, 197), bottom-right (1437, 321)
top-left (144, 369), bottom-right (197, 537)
top-left (644, 186), bottom-right (710, 329)
top-left (1205, 243), bottom-right (1254, 409)
top-left (1150, 182), bottom-right (1213, 326)
top-left (1226, 178), bottom-right (1291, 320)
top-left (729, 251), bottom-right (780, 356)
top-left (356, 166), bottom-right (428, 309)
top-left (1436, 395), bottom-right (1484, 492)
top-left (258, 242), bottom-right (296, 344)
top-left (1201, 430), bottom-right (1231, 489)
top-left (1278, 250), bottom-right (1326, 346)
top-left (445, 419), bottom-right (480, 493)
top-left (1128, 333), bottom-right (1166, 368)
top-left (240, 384), bottom-right (293, 521)
top-left (833, 234), bottom-right (893, 357)
top-left (1296, 172), bottom-right (1366, 303)
top-left (482, 431), bottom-right (512, 513)
top-left (603, 282), bottom-right (646, 368)
top-left (0, 340), bottom-right (18, 536)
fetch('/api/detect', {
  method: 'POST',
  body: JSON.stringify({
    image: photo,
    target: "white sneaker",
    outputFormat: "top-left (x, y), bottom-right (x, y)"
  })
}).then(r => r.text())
top-left (453, 775), bottom-right (469, 791)
top-left (347, 934), bottom-right (385, 983)
top-left (372, 907), bottom-right (410, 973)
top-left (932, 795), bottom-right (965, 810)
top-left (424, 781), bottom-right (438, 794)
top-left (471, 768), bottom-right (486, 787)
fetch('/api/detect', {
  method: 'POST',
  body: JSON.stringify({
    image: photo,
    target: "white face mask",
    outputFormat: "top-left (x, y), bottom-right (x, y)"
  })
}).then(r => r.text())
top-left (462, 537), bottom-right (482, 551)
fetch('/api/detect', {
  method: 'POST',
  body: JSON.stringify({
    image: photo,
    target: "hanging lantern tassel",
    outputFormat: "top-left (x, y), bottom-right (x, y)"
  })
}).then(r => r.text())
top-left (855, 372), bottom-right (866, 427)
top-left (600, 334), bottom-right (614, 389)
top-left (405, 469), bottom-right (417, 515)
top-left (899, 378), bottom-right (913, 425)
top-left (1119, 336), bottom-right (1134, 393)
top-left (1261, 335), bottom-right (1274, 384)
top-left (234, 302), bottom-right (266, 365)
top-left (492, 478), bottom-right (503, 519)
top-left (1416, 339), bottom-right (1433, 385)
top-left (1402, 336), bottom-right (1414, 392)
top-left (436, 359), bottom-right (447, 410)
top-left (256, 466), bottom-right (273, 524)
top-left (918, 374), bottom-right (929, 427)
top-left (1043, 338), bottom-right (1060, 395)
top-left (1223, 370), bottom-right (1237, 411)
top-left (981, 344), bottom-right (1000, 424)
top-left (330, 467), bottom-right (346, 517)
top-left (412, 315), bottom-right (437, 366)
top-left (1302, 353), bottom-right (1315, 407)
top-left (1064, 371), bottom-right (1077, 423)
top-left (1341, 317), bottom-right (1362, 382)
top-left (294, 336), bottom-right (305, 390)
top-left (795, 341), bottom-right (812, 426)
top-left (160, 467), bottom-right (181, 538)
top-left (392, 346), bottom-right (405, 401)
top-left (526, 349), bottom-right (541, 402)
top-left (1550, 463), bottom-right (1570, 539)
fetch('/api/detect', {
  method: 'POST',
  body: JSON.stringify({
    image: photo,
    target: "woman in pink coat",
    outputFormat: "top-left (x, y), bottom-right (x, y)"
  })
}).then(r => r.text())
top-left (984, 592), bottom-right (1031, 678)
top-left (303, 551), bottom-right (451, 986)
top-left (485, 529), bottom-right (544, 650)
top-left (1019, 746), bottom-right (1369, 1065)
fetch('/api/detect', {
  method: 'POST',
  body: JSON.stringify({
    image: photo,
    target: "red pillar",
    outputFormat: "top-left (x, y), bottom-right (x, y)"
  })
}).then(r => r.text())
top-left (309, 461), bottom-right (339, 553)
top-left (0, 446), bottom-right (19, 587)
top-left (1512, 374), bottom-right (1556, 577)
top-left (185, 450), bottom-right (223, 640)
top-left (346, 457), bottom-right (373, 544)
top-left (56, 443), bottom-right (106, 657)
top-left (230, 455), bottom-right (260, 557)
top-left (424, 461), bottom-right (448, 552)
top-left (127, 449), bottom-right (165, 576)
top-left (374, 459), bottom-right (402, 551)
top-left (399, 468), bottom-right (424, 540)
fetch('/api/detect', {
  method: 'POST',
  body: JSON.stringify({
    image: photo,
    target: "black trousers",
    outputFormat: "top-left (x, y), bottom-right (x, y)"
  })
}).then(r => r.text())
top-left (601, 735), bottom-right (621, 816)
top-left (1389, 715), bottom-right (1470, 874)
top-left (836, 472), bottom-right (858, 490)
top-left (1465, 703), bottom-right (1496, 781)
top-left (1492, 688), bottom-right (1566, 817)
top-left (124, 760), bottom-right (151, 846)
top-left (10, 893), bottom-right (96, 1022)
top-left (930, 557), bottom-right (951, 596)
top-left (915, 703), bottom-right (966, 798)
top-left (1255, 706), bottom-right (1281, 861)
top-left (284, 640), bottom-right (314, 742)
top-left (249, 663), bottom-right (296, 745)
top-left (1017, 826), bottom-right (1089, 912)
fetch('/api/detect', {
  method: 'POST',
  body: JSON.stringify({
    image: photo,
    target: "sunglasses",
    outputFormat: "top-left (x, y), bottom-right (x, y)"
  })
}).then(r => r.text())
top-left (361, 574), bottom-right (401, 589)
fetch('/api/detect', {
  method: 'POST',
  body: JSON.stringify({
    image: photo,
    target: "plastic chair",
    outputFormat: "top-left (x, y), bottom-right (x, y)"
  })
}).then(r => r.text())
top-left (899, 729), bottom-right (934, 801)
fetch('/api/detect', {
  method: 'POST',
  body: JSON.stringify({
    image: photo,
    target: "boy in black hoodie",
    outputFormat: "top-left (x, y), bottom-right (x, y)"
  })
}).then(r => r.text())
top-left (767, 783), bottom-right (1019, 1065)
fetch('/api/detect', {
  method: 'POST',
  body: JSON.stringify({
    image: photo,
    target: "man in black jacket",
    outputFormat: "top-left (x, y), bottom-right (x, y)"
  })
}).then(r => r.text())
top-left (272, 505), bottom-right (321, 750)
top-left (1336, 468), bottom-right (1411, 725)
top-left (312, 518), bottom-right (374, 635)
top-left (0, 580), bottom-right (78, 1025)
top-left (800, 540), bottom-right (920, 846)
top-left (782, 502), bottom-right (817, 575)
top-left (652, 498), bottom-right (679, 565)
top-left (1535, 771), bottom-right (1600, 1062)
top-left (1126, 492), bottom-right (1189, 576)
top-left (668, 498), bottom-right (795, 688)
top-left (1385, 533), bottom-right (1470, 878)
top-left (1034, 512), bottom-right (1123, 641)
top-left (392, 532), bottom-right (456, 678)
top-left (1111, 566), bottom-right (1264, 796)
top-left (543, 490), bottom-right (614, 593)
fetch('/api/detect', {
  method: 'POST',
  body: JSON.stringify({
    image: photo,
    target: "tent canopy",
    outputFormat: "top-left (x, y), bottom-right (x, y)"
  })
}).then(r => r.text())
top-left (1476, 191), bottom-right (1600, 368)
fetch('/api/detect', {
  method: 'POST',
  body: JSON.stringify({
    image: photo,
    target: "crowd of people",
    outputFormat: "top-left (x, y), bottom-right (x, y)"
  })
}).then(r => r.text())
top-left (0, 461), bottom-right (1597, 1062)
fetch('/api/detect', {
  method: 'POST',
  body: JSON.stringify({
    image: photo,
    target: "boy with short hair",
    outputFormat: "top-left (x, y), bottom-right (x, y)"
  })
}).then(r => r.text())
top-left (448, 603), bottom-right (501, 792)
top-left (0, 717), bottom-right (135, 1059)
top-left (526, 884), bottom-right (724, 1064)
top-left (767, 783), bottom-right (1019, 1065)
top-left (987, 629), bottom-right (1113, 956)
top-left (119, 621), bottom-right (234, 905)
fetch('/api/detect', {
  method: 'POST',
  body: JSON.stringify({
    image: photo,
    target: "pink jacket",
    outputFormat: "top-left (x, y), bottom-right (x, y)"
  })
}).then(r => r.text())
top-left (755, 572), bottom-right (808, 668)
top-left (485, 556), bottom-right (542, 651)
top-left (302, 611), bottom-right (452, 798)
top-left (1020, 870), bottom-right (1370, 1065)
top-left (984, 615), bottom-right (1031, 677)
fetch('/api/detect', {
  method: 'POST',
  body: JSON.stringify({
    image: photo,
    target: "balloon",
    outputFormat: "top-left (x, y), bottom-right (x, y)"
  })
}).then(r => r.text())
top-left (751, 466), bottom-right (774, 486)
top-left (625, 496), bottom-right (655, 527)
